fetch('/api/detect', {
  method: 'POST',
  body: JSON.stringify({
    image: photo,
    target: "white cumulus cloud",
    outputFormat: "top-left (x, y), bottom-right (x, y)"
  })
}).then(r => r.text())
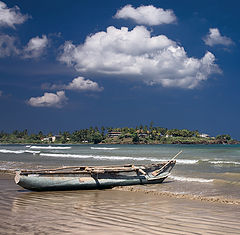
top-left (0, 34), bottom-right (19, 57)
top-left (48, 76), bottom-right (103, 92)
top-left (59, 26), bottom-right (221, 89)
top-left (23, 35), bottom-right (48, 58)
top-left (0, 1), bottom-right (28, 28)
top-left (27, 91), bottom-right (67, 108)
top-left (203, 28), bottom-right (234, 47)
top-left (114, 5), bottom-right (176, 26)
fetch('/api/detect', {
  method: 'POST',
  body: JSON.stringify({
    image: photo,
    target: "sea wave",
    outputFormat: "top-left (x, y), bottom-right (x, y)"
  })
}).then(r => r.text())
top-left (39, 153), bottom-right (160, 161)
top-left (0, 149), bottom-right (25, 154)
top-left (39, 152), bottom-right (200, 165)
top-left (169, 175), bottom-right (214, 183)
top-left (209, 160), bottom-right (240, 165)
top-left (176, 159), bottom-right (199, 165)
top-left (0, 148), bottom-right (205, 165)
top-left (0, 149), bottom-right (40, 155)
top-left (90, 147), bottom-right (119, 150)
top-left (29, 146), bottom-right (72, 150)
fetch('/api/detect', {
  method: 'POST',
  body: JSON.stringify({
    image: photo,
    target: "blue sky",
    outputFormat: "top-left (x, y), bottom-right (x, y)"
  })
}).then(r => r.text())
top-left (0, 0), bottom-right (240, 138)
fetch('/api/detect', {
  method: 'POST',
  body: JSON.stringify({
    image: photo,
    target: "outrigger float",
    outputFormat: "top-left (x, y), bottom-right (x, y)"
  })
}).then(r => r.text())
top-left (15, 151), bottom-right (182, 191)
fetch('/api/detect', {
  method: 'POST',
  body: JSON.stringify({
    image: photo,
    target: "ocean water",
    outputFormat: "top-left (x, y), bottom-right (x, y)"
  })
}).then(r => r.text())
top-left (0, 144), bottom-right (240, 200)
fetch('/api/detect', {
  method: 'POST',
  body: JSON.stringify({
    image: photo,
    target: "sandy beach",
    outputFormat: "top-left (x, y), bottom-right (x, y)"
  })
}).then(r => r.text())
top-left (0, 173), bottom-right (239, 235)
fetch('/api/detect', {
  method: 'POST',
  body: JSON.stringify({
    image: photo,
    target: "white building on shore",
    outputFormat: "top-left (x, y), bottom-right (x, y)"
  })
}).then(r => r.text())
top-left (41, 135), bottom-right (61, 142)
top-left (199, 133), bottom-right (210, 138)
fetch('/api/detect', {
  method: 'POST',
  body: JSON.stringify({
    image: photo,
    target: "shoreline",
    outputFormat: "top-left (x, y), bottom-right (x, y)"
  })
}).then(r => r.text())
top-left (2, 171), bottom-right (239, 206)
top-left (113, 186), bottom-right (240, 205)
top-left (0, 142), bottom-right (239, 145)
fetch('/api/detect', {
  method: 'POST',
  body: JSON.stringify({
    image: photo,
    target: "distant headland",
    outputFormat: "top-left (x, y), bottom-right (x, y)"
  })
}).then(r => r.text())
top-left (0, 125), bottom-right (239, 145)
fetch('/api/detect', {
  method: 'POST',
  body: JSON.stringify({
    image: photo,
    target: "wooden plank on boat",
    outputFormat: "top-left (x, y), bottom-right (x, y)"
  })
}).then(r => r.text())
top-left (138, 168), bottom-right (147, 175)
top-left (20, 164), bottom-right (154, 175)
top-left (19, 167), bottom-right (145, 175)
top-left (20, 164), bottom-right (147, 173)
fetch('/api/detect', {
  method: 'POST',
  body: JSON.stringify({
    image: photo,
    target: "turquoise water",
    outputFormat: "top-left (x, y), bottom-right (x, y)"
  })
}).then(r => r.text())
top-left (0, 144), bottom-right (240, 200)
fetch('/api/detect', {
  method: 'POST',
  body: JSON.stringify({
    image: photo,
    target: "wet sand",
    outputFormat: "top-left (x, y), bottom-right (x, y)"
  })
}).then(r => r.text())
top-left (0, 174), bottom-right (240, 235)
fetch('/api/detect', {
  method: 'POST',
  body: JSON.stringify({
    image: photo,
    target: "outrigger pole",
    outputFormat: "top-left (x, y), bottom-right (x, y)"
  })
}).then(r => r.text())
top-left (152, 150), bottom-right (182, 176)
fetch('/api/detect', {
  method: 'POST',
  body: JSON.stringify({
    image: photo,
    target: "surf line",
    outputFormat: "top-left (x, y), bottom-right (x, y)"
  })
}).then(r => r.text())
top-left (114, 186), bottom-right (240, 205)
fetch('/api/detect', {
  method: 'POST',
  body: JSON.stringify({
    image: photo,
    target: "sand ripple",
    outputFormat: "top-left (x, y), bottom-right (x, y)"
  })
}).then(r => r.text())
top-left (0, 178), bottom-right (240, 235)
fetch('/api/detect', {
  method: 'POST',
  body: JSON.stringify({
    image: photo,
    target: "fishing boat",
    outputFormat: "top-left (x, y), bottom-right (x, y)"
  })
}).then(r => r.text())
top-left (15, 151), bottom-right (182, 191)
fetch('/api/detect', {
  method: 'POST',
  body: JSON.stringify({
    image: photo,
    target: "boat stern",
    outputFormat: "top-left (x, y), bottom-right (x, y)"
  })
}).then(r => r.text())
top-left (14, 171), bottom-right (21, 185)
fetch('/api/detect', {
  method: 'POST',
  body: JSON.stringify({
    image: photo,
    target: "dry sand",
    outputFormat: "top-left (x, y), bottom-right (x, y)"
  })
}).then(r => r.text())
top-left (0, 173), bottom-right (240, 235)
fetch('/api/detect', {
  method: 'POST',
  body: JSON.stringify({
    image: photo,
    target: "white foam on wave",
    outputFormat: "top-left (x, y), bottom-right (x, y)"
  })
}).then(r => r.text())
top-left (169, 175), bottom-right (214, 183)
top-left (176, 159), bottom-right (199, 165)
top-left (90, 147), bottom-right (119, 150)
top-left (0, 149), bottom-right (40, 155)
top-left (39, 152), bottom-right (201, 165)
top-left (0, 147), bottom-right (202, 166)
top-left (209, 160), bottom-right (240, 165)
top-left (0, 149), bottom-right (25, 154)
top-left (30, 146), bottom-right (72, 150)
top-left (39, 153), bottom-right (161, 161)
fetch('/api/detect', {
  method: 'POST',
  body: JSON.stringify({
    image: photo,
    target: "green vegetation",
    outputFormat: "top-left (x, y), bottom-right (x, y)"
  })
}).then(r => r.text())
top-left (0, 125), bottom-right (238, 145)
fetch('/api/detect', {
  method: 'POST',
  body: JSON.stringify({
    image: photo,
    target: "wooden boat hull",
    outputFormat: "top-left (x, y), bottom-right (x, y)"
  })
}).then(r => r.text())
top-left (15, 172), bottom-right (170, 191)
top-left (15, 161), bottom-right (176, 191)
